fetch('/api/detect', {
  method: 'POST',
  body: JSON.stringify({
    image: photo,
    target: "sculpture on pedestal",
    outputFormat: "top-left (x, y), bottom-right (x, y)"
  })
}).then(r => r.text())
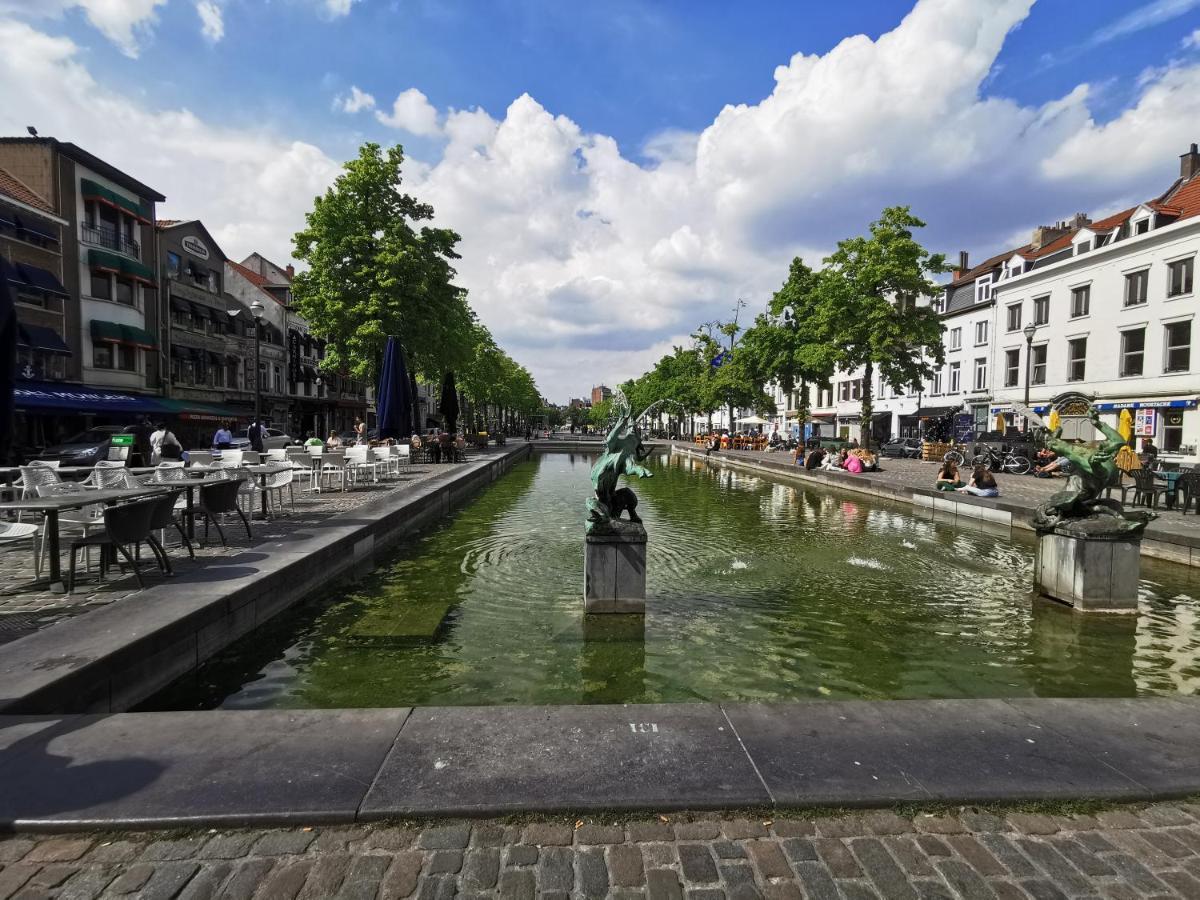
top-left (586, 391), bottom-right (660, 535)
top-left (1031, 407), bottom-right (1154, 537)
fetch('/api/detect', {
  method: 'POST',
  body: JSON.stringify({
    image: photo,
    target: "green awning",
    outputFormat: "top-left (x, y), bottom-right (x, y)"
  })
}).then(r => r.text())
top-left (119, 256), bottom-right (156, 284)
top-left (87, 248), bottom-right (123, 273)
top-left (80, 178), bottom-right (151, 223)
top-left (89, 320), bottom-right (157, 350)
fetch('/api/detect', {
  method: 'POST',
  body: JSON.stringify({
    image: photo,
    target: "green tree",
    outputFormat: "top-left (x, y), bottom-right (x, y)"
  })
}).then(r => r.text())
top-left (292, 143), bottom-right (476, 383)
top-left (818, 206), bottom-right (949, 449)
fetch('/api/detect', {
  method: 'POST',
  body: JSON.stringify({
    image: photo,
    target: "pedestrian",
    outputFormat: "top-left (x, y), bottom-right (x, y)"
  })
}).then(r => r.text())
top-left (150, 421), bottom-right (182, 464)
top-left (213, 421), bottom-right (233, 450)
top-left (1140, 437), bottom-right (1159, 469)
top-left (128, 416), bottom-right (153, 467)
top-left (354, 418), bottom-right (366, 444)
top-left (248, 419), bottom-right (265, 453)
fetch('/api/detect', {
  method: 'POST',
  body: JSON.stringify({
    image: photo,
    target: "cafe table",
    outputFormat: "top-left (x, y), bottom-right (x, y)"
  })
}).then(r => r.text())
top-left (182, 463), bottom-right (292, 521)
top-left (0, 485), bottom-right (173, 593)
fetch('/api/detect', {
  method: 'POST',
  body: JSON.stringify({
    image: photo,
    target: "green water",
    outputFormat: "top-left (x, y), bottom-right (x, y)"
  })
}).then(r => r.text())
top-left (148, 452), bottom-right (1200, 709)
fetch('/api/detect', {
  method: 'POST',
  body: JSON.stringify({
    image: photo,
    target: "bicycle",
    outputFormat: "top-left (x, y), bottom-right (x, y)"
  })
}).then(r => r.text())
top-left (972, 445), bottom-right (1031, 475)
top-left (942, 446), bottom-right (966, 466)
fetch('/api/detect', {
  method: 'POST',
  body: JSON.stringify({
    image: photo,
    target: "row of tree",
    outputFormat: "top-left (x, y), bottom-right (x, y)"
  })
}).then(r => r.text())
top-left (289, 143), bottom-right (542, 431)
top-left (616, 206), bottom-right (950, 449)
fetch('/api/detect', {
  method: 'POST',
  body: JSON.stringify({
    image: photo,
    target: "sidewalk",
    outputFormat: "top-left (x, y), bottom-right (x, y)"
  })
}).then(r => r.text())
top-left (3, 801), bottom-right (1199, 899)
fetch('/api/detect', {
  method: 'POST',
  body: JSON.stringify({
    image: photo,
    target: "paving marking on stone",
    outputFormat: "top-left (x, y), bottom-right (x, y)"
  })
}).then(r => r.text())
top-left (6, 802), bottom-right (1197, 897)
top-left (629, 723), bottom-right (659, 733)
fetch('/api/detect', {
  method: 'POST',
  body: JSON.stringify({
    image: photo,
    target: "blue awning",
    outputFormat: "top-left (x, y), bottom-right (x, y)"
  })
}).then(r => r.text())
top-left (12, 262), bottom-right (68, 297)
top-left (13, 215), bottom-right (58, 244)
top-left (17, 324), bottom-right (71, 356)
top-left (13, 381), bottom-right (166, 415)
top-left (1093, 399), bottom-right (1198, 411)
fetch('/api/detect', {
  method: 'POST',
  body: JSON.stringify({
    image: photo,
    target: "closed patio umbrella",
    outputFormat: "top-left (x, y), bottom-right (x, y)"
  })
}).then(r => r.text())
top-left (994, 413), bottom-right (1006, 432)
top-left (0, 259), bottom-right (15, 465)
top-left (375, 336), bottom-right (413, 440)
top-left (1047, 409), bottom-right (1061, 431)
top-left (1118, 408), bottom-right (1134, 444)
top-left (439, 371), bottom-right (460, 434)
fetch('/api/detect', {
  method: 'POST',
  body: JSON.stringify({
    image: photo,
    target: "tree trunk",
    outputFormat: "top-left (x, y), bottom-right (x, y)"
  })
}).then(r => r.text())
top-left (860, 362), bottom-right (874, 451)
top-left (798, 380), bottom-right (810, 441)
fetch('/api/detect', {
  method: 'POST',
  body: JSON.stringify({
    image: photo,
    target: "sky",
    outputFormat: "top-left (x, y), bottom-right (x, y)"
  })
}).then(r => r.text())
top-left (1, 1), bottom-right (1199, 402)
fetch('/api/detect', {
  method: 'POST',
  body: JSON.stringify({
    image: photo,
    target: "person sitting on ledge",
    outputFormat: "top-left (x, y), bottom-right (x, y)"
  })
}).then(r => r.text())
top-left (1033, 447), bottom-right (1062, 478)
top-left (957, 465), bottom-right (1000, 497)
top-left (804, 447), bottom-right (826, 470)
top-left (936, 461), bottom-right (963, 491)
top-left (844, 452), bottom-right (864, 474)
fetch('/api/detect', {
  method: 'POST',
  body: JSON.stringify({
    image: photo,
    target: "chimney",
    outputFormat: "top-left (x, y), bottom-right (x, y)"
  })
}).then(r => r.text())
top-left (1182, 143), bottom-right (1200, 181)
top-left (1031, 221), bottom-right (1070, 251)
top-left (954, 250), bottom-right (969, 279)
top-left (285, 264), bottom-right (295, 280)
top-left (1070, 212), bottom-right (1091, 230)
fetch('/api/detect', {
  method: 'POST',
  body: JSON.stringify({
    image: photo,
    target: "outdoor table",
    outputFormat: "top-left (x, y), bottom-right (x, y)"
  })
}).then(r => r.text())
top-left (1156, 469), bottom-right (1185, 508)
top-left (243, 464), bottom-right (293, 519)
top-left (0, 485), bottom-right (173, 593)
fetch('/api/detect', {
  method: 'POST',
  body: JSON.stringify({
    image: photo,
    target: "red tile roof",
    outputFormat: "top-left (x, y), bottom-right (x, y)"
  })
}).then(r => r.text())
top-left (0, 166), bottom-right (55, 215)
top-left (1159, 173), bottom-right (1200, 222)
top-left (156, 219), bottom-right (183, 229)
top-left (227, 259), bottom-right (287, 305)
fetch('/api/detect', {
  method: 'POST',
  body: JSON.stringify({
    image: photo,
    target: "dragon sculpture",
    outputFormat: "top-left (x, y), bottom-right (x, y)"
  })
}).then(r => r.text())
top-left (586, 390), bottom-right (661, 535)
top-left (1032, 406), bottom-right (1154, 536)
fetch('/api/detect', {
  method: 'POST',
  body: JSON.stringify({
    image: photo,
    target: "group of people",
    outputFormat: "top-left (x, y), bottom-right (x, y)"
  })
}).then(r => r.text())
top-left (935, 461), bottom-right (1000, 497)
top-left (793, 443), bottom-right (876, 474)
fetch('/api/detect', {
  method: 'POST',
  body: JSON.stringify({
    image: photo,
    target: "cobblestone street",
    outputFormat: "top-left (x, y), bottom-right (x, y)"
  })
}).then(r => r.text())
top-left (3, 803), bottom-right (1200, 899)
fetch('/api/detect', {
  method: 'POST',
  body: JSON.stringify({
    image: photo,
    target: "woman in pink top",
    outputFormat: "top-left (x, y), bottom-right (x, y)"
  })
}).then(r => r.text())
top-left (844, 453), bottom-right (864, 474)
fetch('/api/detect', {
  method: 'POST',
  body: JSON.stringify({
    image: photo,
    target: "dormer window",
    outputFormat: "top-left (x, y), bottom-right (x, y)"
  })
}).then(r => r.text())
top-left (1076, 241), bottom-right (1090, 255)
top-left (1135, 218), bottom-right (1151, 235)
top-left (1095, 233), bottom-right (1110, 248)
top-left (975, 274), bottom-right (992, 305)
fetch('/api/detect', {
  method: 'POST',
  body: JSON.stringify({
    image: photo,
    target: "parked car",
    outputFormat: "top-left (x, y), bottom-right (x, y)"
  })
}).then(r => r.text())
top-left (227, 428), bottom-right (293, 450)
top-left (880, 437), bottom-right (922, 459)
top-left (34, 426), bottom-right (127, 467)
top-left (806, 436), bottom-right (851, 452)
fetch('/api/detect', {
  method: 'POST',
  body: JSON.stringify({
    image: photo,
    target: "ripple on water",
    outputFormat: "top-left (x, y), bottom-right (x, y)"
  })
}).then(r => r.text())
top-left (142, 452), bottom-right (1200, 711)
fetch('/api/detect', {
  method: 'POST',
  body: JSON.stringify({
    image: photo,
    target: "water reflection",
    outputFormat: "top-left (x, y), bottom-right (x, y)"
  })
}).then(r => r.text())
top-left (580, 615), bottom-right (646, 703)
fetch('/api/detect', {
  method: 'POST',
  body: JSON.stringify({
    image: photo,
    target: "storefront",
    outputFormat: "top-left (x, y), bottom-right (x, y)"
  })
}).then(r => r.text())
top-left (12, 380), bottom-right (166, 455)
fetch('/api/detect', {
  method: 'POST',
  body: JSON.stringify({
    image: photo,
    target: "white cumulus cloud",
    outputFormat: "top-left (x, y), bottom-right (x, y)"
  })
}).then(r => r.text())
top-left (318, 0), bottom-right (360, 18)
top-left (0, 0), bottom-right (169, 57)
top-left (375, 88), bottom-right (442, 136)
top-left (196, 0), bottom-right (223, 43)
top-left (334, 84), bottom-right (376, 114)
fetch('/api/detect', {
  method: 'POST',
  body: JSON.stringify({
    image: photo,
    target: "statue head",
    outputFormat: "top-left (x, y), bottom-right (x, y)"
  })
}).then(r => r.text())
top-left (607, 390), bottom-right (657, 461)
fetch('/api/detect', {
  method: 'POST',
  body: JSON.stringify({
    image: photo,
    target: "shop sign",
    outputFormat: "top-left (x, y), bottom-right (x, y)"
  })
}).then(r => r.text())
top-left (1135, 409), bottom-right (1157, 437)
top-left (288, 330), bottom-right (301, 383)
top-left (954, 413), bottom-right (975, 443)
top-left (1094, 399), bottom-right (1198, 410)
top-left (181, 235), bottom-right (210, 260)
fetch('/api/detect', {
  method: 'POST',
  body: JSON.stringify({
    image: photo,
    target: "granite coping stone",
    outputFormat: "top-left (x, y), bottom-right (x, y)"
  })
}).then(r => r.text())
top-left (0, 699), bottom-right (1198, 830)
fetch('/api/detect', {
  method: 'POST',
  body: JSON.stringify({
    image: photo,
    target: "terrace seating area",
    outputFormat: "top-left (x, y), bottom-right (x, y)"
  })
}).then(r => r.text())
top-left (0, 437), bottom-right (474, 619)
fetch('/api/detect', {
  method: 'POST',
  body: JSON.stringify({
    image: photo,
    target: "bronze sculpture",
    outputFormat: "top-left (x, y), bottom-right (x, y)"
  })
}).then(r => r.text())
top-left (1032, 407), bottom-right (1154, 536)
top-left (586, 392), bottom-right (659, 535)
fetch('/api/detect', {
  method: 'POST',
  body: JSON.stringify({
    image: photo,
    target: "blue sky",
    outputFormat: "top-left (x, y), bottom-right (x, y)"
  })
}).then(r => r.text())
top-left (2, 0), bottom-right (1200, 399)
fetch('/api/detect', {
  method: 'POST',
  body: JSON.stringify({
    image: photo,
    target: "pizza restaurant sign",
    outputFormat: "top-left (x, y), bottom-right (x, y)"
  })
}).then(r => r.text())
top-left (181, 235), bottom-right (210, 260)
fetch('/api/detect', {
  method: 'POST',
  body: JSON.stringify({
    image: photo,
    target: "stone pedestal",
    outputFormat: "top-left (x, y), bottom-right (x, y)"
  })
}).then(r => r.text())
top-left (584, 525), bottom-right (647, 614)
top-left (1034, 528), bottom-right (1141, 613)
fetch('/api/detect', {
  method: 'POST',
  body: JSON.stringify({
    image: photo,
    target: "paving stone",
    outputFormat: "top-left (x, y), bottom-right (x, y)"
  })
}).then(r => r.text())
top-left (958, 810), bottom-right (1009, 833)
top-left (0, 840), bottom-right (34, 864)
top-left (469, 825), bottom-right (505, 848)
top-left (780, 838), bottom-right (817, 863)
top-left (679, 844), bottom-right (719, 883)
top-left (139, 861), bottom-right (199, 900)
top-left (1107, 830), bottom-right (1176, 868)
top-left (414, 874), bottom-right (455, 900)
top-left (425, 851), bottom-right (463, 875)
top-left (629, 822), bottom-right (675, 842)
top-left (987, 883), bottom-right (1026, 900)
top-left (462, 849), bottom-right (500, 891)
top-left (1166, 825), bottom-right (1200, 853)
top-left (814, 816), bottom-right (863, 838)
top-left (643, 844), bottom-right (678, 867)
top-left (675, 822), bottom-right (721, 841)
top-left (579, 847), bottom-right (610, 897)
top-left (913, 882), bottom-right (956, 900)
top-left (814, 838), bottom-right (862, 878)
top-left (837, 884), bottom-right (882, 900)
top-left (575, 824), bottom-right (624, 845)
top-left (715, 863), bottom-right (759, 898)
top-left (721, 820), bottom-right (768, 840)
top-left (106, 863), bottom-right (154, 894)
top-left (1046, 836), bottom-right (1115, 876)
top-left (1101, 852), bottom-right (1170, 894)
top-left (945, 835), bottom-right (1006, 876)
top-left (713, 841), bottom-right (747, 859)
top-left (771, 820), bottom-right (815, 838)
top-left (1015, 838), bottom-right (1094, 895)
top-left (790, 860), bottom-right (840, 900)
top-left (1073, 831), bottom-right (1116, 853)
top-left (646, 868), bottom-right (684, 900)
top-left (379, 852), bottom-right (422, 900)
top-left (175, 862), bottom-right (231, 900)
top-left (1159, 868), bottom-right (1200, 897)
top-left (196, 832), bottom-right (259, 859)
top-left (1140, 805), bottom-right (1194, 827)
top-left (883, 836), bottom-right (935, 876)
top-left (505, 845), bottom-right (538, 867)
top-left (1019, 879), bottom-right (1069, 900)
top-left (761, 883), bottom-right (803, 900)
top-left (976, 833), bottom-right (1037, 877)
top-left (850, 837), bottom-right (918, 900)
top-left (914, 835), bottom-right (952, 857)
top-left (312, 828), bottom-right (370, 852)
top-left (255, 860), bottom-right (313, 900)
top-left (746, 841), bottom-right (791, 879)
top-left (522, 823), bottom-right (573, 847)
top-left (1094, 810), bottom-right (1145, 830)
top-left (1137, 828), bottom-right (1194, 859)
top-left (686, 891), bottom-right (726, 900)
top-left (418, 825), bottom-right (471, 851)
top-left (56, 867), bottom-right (118, 900)
top-left (497, 869), bottom-right (535, 900)
top-left (22, 839), bottom-right (91, 863)
top-left (539, 846), bottom-right (574, 892)
top-left (1006, 814), bottom-right (1059, 835)
top-left (298, 853), bottom-right (351, 898)
top-left (863, 811), bottom-right (912, 835)
top-left (1061, 813), bottom-right (1101, 831)
top-left (913, 816), bottom-right (964, 835)
top-left (366, 828), bottom-right (417, 851)
top-left (214, 860), bottom-right (271, 900)
top-left (337, 855), bottom-right (391, 900)
top-left (934, 859), bottom-right (994, 900)
top-left (252, 831), bottom-right (317, 856)
top-left (609, 845), bottom-right (646, 887)
top-left (26, 864), bottom-right (77, 888)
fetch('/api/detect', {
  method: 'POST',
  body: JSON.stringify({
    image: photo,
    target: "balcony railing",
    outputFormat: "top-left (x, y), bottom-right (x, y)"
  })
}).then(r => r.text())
top-left (81, 224), bottom-right (140, 258)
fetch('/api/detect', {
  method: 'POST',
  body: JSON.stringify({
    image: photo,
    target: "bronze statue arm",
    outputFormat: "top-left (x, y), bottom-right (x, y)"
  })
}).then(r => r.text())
top-left (1089, 409), bottom-right (1127, 449)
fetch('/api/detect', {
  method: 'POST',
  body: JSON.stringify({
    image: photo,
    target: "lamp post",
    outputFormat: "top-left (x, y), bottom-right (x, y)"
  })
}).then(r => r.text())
top-left (228, 300), bottom-right (266, 429)
top-left (1022, 321), bottom-right (1038, 433)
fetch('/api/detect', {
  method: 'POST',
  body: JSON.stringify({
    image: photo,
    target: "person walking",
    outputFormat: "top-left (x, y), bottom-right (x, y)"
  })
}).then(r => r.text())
top-left (149, 422), bottom-right (182, 464)
top-left (248, 419), bottom-right (265, 453)
top-left (213, 422), bottom-right (233, 450)
top-left (354, 418), bottom-right (366, 444)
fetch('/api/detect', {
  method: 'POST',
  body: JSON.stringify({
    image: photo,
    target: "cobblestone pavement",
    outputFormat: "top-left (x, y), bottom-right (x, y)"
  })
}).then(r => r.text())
top-left (0, 458), bottom-right (482, 644)
top-left (4, 803), bottom-right (1200, 898)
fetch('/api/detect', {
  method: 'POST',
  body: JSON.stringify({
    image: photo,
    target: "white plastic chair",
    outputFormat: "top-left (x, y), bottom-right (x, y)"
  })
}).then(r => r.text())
top-left (242, 451), bottom-right (261, 465)
top-left (316, 451), bottom-right (348, 493)
top-left (372, 446), bottom-right (398, 477)
top-left (344, 445), bottom-right (378, 485)
top-left (187, 450), bottom-right (214, 468)
top-left (395, 444), bottom-right (411, 468)
top-left (0, 521), bottom-right (42, 577)
top-left (36, 482), bottom-right (105, 574)
top-left (264, 468), bottom-right (295, 515)
top-left (219, 449), bottom-right (244, 467)
top-left (266, 449), bottom-right (287, 462)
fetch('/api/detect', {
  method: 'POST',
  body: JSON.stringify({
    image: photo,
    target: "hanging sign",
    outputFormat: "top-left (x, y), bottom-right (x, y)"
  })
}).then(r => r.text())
top-left (181, 235), bottom-right (210, 259)
top-left (1135, 408), bottom-right (1157, 437)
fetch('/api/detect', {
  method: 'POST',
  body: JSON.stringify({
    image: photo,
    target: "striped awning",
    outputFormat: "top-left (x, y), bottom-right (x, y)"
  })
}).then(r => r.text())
top-left (90, 319), bottom-right (157, 349)
top-left (80, 178), bottom-right (151, 224)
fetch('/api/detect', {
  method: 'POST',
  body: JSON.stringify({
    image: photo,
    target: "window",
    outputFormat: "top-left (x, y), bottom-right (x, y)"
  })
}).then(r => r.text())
top-left (114, 278), bottom-right (134, 306)
top-left (1006, 304), bottom-right (1021, 332)
top-left (1004, 349), bottom-right (1019, 387)
top-left (972, 357), bottom-right (987, 392)
top-left (1095, 233), bottom-right (1110, 248)
top-left (1124, 270), bottom-right (1148, 307)
top-left (850, 378), bottom-right (862, 401)
top-left (839, 381), bottom-right (850, 402)
top-left (1135, 219), bottom-right (1150, 235)
top-left (1032, 345), bottom-right (1047, 385)
top-left (949, 327), bottom-right (962, 351)
top-left (1168, 257), bottom-right (1194, 297)
top-left (1163, 410), bottom-right (1185, 452)
top-left (1119, 329), bottom-right (1145, 377)
top-left (1033, 295), bottom-right (1049, 325)
top-left (948, 361), bottom-right (961, 393)
top-left (932, 370), bottom-right (942, 395)
top-left (1067, 337), bottom-right (1087, 382)
top-left (207, 270), bottom-right (219, 294)
top-left (1070, 285), bottom-right (1090, 318)
top-left (93, 342), bottom-right (136, 372)
top-left (975, 274), bottom-right (992, 305)
top-left (167, 252), bottom-right (181, 279)
top-left (1076, 241), bottom-right (1090, 255)
top-left (932, 294), bottom-right (944, 313)
top-left (1164, 321), bottom-right (1191, 373)
top-left (974, 320), bottom-right (988, 345)
top-left (90, 271), bottom-right (111, 301)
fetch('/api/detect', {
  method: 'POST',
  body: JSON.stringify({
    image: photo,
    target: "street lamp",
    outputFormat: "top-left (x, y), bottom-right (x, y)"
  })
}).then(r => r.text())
top-left (228, 300), bottom-right (266, 428)
top-left (1022, 321), bottom-right (1038, 433)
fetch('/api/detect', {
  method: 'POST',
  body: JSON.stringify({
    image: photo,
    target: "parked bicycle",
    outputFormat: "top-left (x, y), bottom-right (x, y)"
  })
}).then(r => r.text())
top-left (942, 446), bottom-right (967, 466)
top-left (972, 445), bottom-right (1031, 475)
